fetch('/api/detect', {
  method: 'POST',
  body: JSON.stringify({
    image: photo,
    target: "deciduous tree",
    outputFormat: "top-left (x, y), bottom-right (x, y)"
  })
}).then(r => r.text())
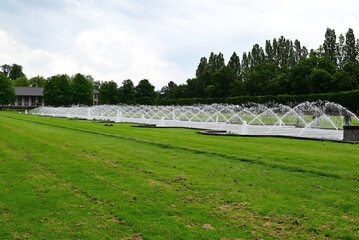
top-left (0, 74), bottom-right (16, 105)
top-left (71, 73), bottom-right (93, 105)
top-left (43, 74), bottom-right (72, 107)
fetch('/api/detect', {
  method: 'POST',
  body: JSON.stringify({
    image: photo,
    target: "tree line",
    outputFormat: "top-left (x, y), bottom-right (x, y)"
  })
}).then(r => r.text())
top-left (1, 27), bottom-right (358, 106)
top-left (160, 28), bottom-right (359, 100)
top-left (0, 64), bottom-right (157, 106)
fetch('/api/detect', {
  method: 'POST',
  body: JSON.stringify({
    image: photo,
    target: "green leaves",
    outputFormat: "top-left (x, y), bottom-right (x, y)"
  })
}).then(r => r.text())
top-left (0, 74), bottom-right (16, 104)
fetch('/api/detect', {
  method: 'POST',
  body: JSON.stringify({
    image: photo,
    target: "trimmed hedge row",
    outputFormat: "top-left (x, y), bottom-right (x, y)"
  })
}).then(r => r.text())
top-left (159, 90), bottom-right (359, 111)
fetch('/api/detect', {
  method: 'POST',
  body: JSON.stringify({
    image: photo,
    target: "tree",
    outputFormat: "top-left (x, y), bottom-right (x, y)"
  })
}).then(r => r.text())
top-left (337, 33), bottom-right (345, 69)
top-left (135, 79), bottom-right (156, 105)
top-left (9, 64), bottom-right (25, 80)
top-left (331, 70), bottom-right (355, 92)
top-left (268, 73), bottom-right (291, 95)
top-left (29, 76), bottom-right (46, 87)
top-left (307, 69), bottom-right (332, 93)
top-left (43, 74), bottom-right (72, 107)
top-left (13, 76), bottom-right (29, 87)
top-left (196, 57), bottom-right (208, 77)
top-left (1, 64), bottom-right (12, 77)
top-left (250, 44), bottom-right (265, 67)
top-left (294, 40), bottom-right (303, 64)
top-left (99, 81), bottom-right (118, 105)
top-left (245, 63), bottom-right (278, 96)
top-left (71, 73), bottom-right (93, 105)
top-left (227, 52), bottom-right (241, 78)
top-left (171, 84), bottom-right (189, 99)
top-left (241, 52), bottom-right (250, 81)
top-left (119, 79), bottom-right (135, 104)
top-left (344, 28), bottom-right (358, 65)
top-left (289, 52), bottom-right (336, 94)
top-left (208, 52), bottom-right (225, 73)
top-left (0, 74), bottom-right (16, 105)
top-left (265, 40), bottom-right (274, 64)
top-left (160, 81), bottom-right (177, 99)
top-left (323, 28), bottom-right (337, 66)
top-left (208, 66), bottom-right (236, 98)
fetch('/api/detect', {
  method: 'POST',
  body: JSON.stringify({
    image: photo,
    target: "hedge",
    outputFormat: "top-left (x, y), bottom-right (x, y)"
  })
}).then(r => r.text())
top-left (159, 90), bottom-right (359, 111)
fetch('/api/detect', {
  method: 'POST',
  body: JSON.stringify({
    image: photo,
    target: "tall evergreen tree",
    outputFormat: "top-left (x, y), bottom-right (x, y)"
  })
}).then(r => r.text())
top-left (337, 33), bottom-right (345, 69)
top-left (323, 28), bottom-right (337, 66)
top-left (195, 57), bottom-right (208, 77)
top-left (294, 40), bottom-right (302, 64)
top-left (250, 44), bottom-right (264, 67)
top-left (344, 28), bottom-right (357, 65)
top-left (227, 52), bottom-right (241, 78)
top-left (241, 52), bottom-right (250, 81)
top-left (272, 38), bottom-right (279, 65)
top-left (215, 52), bottom-right (225, 71)
top-left (208, 52), bottom-right (225, 73)
top-left (265, 40), bottom-right (274, 64)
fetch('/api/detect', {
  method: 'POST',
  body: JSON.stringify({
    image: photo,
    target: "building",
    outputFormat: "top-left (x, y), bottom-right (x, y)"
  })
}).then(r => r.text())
top-left (13, 87), bottom-right (44, 107)
top-left (10, 87), bottom-right (100, 107)
top-left (93, 89), bottom-right (100, 105)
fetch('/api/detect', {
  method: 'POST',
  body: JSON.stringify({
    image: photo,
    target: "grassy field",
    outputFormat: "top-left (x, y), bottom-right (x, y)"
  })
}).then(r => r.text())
top-left (0, 111), bottom-right (358, 239)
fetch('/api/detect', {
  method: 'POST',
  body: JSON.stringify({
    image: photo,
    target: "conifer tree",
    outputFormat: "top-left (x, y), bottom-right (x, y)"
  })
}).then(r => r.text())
top-left (323, 28), bottom-right (337, 66)
top-left (344, 28), bottom-right (357, 65)
top-left (227, 52), bottom-right (241, 78)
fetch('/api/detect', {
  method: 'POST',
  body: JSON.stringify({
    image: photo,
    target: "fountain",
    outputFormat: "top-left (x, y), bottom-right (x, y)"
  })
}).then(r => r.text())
top-left (28, 101), bottom-right (359, 141)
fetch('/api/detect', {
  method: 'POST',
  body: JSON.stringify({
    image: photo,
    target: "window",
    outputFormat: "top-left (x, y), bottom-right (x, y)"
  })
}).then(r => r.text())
top-left (25, 96), bottom-right (29, 106)
top-left (38, 97), bottom-right (42, 106)
top-left (31, 97), bottom-right (36, 106)
top-left (18, 96), bottom-right (22, 106)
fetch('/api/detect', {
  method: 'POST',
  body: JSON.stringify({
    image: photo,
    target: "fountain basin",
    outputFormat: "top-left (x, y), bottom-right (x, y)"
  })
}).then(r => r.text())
top-left (343, 126), bottom-right (359, 142)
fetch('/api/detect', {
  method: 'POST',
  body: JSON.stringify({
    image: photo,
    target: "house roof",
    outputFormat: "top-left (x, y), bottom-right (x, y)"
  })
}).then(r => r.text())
top-left (14, 87), bottom-right (44, 96)
top-left (13, 87), bottom-right (99, 96)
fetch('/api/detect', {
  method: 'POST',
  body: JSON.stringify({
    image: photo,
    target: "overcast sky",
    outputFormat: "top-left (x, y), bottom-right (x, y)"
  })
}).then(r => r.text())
top-left (0, 0), bottom-right (358, 89)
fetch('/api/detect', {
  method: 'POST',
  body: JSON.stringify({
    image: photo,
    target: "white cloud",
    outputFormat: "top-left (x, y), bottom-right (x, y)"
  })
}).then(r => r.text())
top-left (0, 29), bottom-right (81, 76)
top-left (1, 0), bottom-right (359, 89)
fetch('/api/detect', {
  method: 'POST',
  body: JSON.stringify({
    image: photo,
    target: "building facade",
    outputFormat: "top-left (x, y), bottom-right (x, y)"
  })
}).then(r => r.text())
top-left (10, 87), bottom-right (100, 107)
top-left (13, 87), bottom-right (44, 107)
top-left (93, 89), bottom-right (100, 105)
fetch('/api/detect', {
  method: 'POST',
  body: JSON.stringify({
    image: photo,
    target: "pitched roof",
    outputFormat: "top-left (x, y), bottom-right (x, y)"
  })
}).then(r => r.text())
top-left (13, 87), bottom-right (99, 96)
top-left (13, 87), bottom-right (44, 96)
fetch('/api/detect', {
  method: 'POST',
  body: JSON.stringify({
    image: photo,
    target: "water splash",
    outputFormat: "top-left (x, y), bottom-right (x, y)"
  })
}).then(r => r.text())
top-left (28, 101), bottom-right (358, 140)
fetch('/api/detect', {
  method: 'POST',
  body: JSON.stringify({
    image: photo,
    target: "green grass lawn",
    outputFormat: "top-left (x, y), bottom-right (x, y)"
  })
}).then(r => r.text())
top-left (0, 111), bottom-right (358, 239)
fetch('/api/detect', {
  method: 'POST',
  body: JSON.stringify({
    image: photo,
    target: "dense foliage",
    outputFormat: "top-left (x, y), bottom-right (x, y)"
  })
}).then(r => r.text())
top-left (161, 28), bottom-right (359, 101)
top-left (0, 74), bottom-right (16, 105)
top-left (43, 74), bottom-right (73, 107)
top-left (71, 73), bottom-right (93, 105)
top-left (99, 79), bottom-right (157, 105)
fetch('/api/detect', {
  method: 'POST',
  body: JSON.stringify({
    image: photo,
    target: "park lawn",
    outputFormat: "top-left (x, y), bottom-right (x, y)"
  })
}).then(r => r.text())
top-left (0, 111), bottom-right (358, 239)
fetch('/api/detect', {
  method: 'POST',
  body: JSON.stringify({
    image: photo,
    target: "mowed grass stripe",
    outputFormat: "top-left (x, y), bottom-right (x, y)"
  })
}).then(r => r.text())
top-left (0, 112), bottom-right (358, 239)
top-left (2, 113), bottom-right (359, 180)
top-left (0, 123), bottom-right (137, 239)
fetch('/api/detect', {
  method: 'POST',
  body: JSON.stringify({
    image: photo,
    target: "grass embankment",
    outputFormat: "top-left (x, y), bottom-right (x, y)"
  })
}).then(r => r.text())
top-left (0, 111), bottom-right (358, 239)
